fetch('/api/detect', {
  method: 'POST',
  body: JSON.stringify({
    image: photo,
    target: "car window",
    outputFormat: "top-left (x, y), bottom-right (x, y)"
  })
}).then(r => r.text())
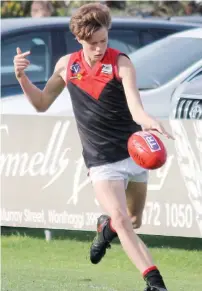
top-left (140, 31), bottom-right (156, 46)
top-left (1, 32), bottom-right (51, 87)
top-left (65, 31), bottom-right (82, 53)
top-left (188, 70), bottom-right (202, 83)
top-left (129, 37), bottom-right (202, 90)
top-left (108, 30), bottom-right (140, 54)
top-left (140, 29), bottom-right (176, 46)
top-left (65, 30), bottom-right (140, 55)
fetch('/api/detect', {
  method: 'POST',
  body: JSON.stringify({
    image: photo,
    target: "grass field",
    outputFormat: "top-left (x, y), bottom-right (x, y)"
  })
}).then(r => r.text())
top-left (1, 228), bottom-right (202, 291)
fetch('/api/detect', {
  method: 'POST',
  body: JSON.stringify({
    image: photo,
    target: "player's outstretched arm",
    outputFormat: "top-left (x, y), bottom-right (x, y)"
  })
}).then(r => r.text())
top-left (14, 47), bottom-right (69, 112)
top-left (118, 55), bottom-right (173, 139)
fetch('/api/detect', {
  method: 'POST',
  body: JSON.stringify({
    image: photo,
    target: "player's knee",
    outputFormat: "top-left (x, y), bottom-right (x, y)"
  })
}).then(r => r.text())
top-left (111, 210), bottom-right (130, 231)
top-left (130, 215), bottom-right (142, 229)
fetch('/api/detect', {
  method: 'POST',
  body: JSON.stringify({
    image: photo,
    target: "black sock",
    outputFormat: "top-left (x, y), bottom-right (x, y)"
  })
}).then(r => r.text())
top-left (103, 218), bottom-right (118, 242)
top-left (143, 267), bottom-right (167, 289)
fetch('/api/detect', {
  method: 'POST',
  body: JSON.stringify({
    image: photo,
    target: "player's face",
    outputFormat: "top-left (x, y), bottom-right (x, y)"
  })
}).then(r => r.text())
top-left (79, 27), bottom-right (108, 62)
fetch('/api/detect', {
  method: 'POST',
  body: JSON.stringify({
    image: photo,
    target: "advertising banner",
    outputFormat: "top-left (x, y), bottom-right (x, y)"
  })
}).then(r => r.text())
top-left (1, 115), bottom-right (202, 238)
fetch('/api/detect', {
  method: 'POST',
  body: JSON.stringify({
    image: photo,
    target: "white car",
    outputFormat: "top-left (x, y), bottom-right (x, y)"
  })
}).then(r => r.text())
top-left (1, 27), bottom-right (202, 118)
top-left (170, 72), bottom-right (202, 119)
top-left (129, 27), bottom-right (202, 118)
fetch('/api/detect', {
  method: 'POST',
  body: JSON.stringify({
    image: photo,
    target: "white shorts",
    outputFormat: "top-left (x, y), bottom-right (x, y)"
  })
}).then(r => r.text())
top-left (89, 157), bottom-right (148, 189)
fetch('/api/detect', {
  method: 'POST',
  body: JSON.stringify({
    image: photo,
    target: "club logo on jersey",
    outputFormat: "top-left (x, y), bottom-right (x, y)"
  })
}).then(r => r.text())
top-left (70, 63), bottom-right (81, 74)
top-left (101, 64), bottom-right (112, 74)
top-left (70, 73), bottom-right (82, 80)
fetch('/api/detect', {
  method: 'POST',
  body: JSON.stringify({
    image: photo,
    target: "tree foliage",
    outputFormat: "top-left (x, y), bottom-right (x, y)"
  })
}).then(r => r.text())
top-left (0, 1), bottom-right (197, 18)
top-left (0, 1), bottom-right (88, 18)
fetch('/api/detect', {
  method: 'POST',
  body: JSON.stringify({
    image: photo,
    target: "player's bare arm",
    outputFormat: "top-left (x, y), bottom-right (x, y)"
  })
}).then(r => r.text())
top-left (118, 55), bottom-right (173, 139)
top-left (14, 47), bottom-right (69, 112)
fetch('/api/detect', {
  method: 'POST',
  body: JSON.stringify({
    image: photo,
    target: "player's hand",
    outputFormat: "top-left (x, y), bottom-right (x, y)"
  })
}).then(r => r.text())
top-left (13, 47), bottom-right (31, 79)
top-left (143, 120), bottom-right (174, 140)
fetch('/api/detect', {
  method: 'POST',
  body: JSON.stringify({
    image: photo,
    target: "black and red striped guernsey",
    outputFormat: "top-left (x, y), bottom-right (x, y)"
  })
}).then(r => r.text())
top-left (66, 47), bottom-right (141, 168)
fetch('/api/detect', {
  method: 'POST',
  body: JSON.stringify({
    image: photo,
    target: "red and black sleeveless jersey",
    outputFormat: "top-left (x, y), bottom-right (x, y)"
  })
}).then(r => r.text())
top-left (66, 47), bottom-right (141, 168)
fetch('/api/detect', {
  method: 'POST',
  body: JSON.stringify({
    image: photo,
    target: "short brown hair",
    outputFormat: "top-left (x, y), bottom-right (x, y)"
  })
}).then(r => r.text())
top-left (70, 3), bottom-right (111, 41)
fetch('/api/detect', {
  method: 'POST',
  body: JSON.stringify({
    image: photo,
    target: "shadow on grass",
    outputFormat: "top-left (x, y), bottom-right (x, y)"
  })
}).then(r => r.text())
top-left (1, 226), bottom-right (202, 251)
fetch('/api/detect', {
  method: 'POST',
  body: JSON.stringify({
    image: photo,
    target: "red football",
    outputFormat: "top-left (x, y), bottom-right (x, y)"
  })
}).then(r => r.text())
top-left (127, 131), bottom-right (167, 170)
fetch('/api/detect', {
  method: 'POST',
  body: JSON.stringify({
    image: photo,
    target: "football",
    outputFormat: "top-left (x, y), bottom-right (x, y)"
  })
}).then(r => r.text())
top-left (127, 131), bottom-right (167, 170)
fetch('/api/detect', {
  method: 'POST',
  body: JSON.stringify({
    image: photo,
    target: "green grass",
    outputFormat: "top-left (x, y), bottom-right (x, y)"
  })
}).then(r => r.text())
top-left (1, 228), bottom-right (202, 291)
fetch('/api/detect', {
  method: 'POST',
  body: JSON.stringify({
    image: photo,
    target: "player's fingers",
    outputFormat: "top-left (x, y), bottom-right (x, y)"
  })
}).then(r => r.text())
top-left (14, 60), bottom-right (30, 65)
top-left (16, 47), bottom-right (22, 54)
top-left (165, 131), bottom-right (175, 140)
top-left (16, 65), bottom-right (29, 70)
top-left (21, 51), bottom-right (31, 57)
top-left (14, 58), bottom-right (30, 63)
top-left (149, 125), bottom-right (163, 135)
top-left (160, 127), bottom-right (175, 140)
top-left (145, 124), bottom-right (175, 140)
top-left (147, 129), bottom-right (160, 136)
top-left (16, 48), bottom-right (31, 57)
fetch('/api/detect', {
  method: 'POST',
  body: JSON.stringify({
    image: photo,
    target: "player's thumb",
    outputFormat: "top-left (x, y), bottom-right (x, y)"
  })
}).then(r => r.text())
top-left (16, 47), bottom-right (22, 55)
